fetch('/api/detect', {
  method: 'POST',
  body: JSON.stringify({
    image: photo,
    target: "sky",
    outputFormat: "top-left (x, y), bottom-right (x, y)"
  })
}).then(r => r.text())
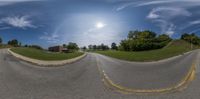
top-left (0, 0), bottom-right (200, 48)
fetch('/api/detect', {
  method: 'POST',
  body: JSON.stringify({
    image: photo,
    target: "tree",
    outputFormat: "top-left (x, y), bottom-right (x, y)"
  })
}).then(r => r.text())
top-left (82, 46), bottom-right (87, 51)
top-left (67, 42), bottom-right (79, 51)
top-left (24, 44), bottom-right (28, 47)
top-left (8, 39), bottom-right (19, 47)
top-left (119, 40), bottom-right (131, 51)
top-left (99, 43), bottom-right (109, 50)
top-left (181, 33), bottom-right (200, 45)
top-left (63, 44), bottom-right (67, 48)
top-left (128, 31), bottom-right (134, 39)
top-left (119, 30), bottom-right (172, 51)
top-left (93, 45), bottom-right (97, 50)
top-left (0, 37), bottom-right (2, 44)
top-left (128, 30), bottom-right (156, 40)
top-left (138, 30), bottom-right (156, 39)
top-left (111, 42), bottom-right (118, 50)
top-left (158, 34), bottom-right (170, 40)
top-left (88, 45), bottom-right (93, 50)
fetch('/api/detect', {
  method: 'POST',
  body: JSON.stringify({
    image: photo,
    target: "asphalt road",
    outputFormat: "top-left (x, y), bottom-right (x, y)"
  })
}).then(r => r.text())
top-left (95, 51), bottom-right (197, 90)
top-left (0, 49), bottom-right (200, 99)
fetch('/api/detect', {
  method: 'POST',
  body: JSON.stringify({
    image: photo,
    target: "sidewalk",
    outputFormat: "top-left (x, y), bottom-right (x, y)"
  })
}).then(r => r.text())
top-left (8, 49), bottom-right (87, 66)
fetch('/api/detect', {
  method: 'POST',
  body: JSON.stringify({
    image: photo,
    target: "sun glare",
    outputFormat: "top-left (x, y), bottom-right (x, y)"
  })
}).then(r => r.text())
top-left (96, 22), bottom-right (105, 29)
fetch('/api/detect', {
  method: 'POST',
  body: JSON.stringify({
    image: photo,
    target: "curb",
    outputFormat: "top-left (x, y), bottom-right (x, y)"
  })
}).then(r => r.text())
top-left (97, 59), bottom-right (196, 94)
top-left (8, 49), bottom-right (87, 67)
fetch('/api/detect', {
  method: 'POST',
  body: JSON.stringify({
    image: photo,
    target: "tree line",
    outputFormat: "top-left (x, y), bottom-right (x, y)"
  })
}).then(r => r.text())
top-left (86, 44), bottom-right (110, 51)
top-left (85, 30), bottom-right (200, 51)
top-left (0, 36), bottom-right (80, 51)
top-left (62, 42), bottom-right (79, 52)
top-left (1, 30), bottom-right (200, 51)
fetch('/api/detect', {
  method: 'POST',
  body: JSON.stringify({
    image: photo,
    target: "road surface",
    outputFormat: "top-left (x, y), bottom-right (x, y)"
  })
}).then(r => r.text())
top-left (0, 49), bottom-right (200, 99)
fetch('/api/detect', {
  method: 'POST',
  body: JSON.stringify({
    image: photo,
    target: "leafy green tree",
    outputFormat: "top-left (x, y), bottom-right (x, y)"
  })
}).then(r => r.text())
top-left (128, 30), bottom-right (156, 39)
top-left (181, 33), bottom-right (200, 45)
top-left (119, 40), bottom-right (131, 51)
top-left (24, 44), bottom-right (28, 47)
top-left (93, 45), bottom-right (97, 50)
top-left (88, 45), bottom-right (93, 50)
top-left (128, 31), bottom-right (135, 39)
top-left (138, 30), bottom-right (156, 39)
top-left (119, 30), bottom-right (172, 51)
top-left (63, 44), bottom-right (67, 48)
top-left (8, 39), bottom-right (19, 47)
top-left (0, 37), bottom-right (2, 44)
top-left (157, 34), bottom-right (171, 42)
top-left (67, 42), bottom-right (79, 51)
top-left (82, 46), bottom-right (87, 51)
top-left (111, 42), bottom-right (118, 50)
top-left (100, 43), bottom-right (109, 50)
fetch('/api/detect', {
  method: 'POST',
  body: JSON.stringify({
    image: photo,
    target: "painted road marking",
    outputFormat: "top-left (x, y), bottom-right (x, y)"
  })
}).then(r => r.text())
top-left (96, 56), bottom-right (196, 94)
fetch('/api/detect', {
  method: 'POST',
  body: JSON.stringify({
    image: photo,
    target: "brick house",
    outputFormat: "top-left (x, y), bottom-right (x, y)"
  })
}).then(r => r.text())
top-left (48, 46), bottom-right (68, 52)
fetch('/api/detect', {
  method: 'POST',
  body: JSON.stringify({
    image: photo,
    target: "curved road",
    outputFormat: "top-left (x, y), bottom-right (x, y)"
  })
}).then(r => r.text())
top-left (95, 51), bottom-right (197, 90)
top-left (0, 49), bottom-right (200, 99)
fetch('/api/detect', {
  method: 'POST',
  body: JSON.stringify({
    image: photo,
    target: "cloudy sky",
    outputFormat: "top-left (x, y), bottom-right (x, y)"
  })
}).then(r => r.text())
top-left (0, 0), bottom-right (200, 48)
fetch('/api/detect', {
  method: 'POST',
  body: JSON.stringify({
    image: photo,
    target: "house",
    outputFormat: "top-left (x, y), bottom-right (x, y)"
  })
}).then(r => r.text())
top-left (48, 46), bottom-right (68, 52)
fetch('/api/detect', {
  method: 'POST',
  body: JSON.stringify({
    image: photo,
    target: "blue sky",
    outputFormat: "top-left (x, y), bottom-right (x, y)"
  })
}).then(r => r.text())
top-left (0, 0), bottom-right (200, 48)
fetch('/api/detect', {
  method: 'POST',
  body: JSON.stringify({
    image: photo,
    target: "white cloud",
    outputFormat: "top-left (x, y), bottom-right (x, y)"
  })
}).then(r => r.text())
top-left (114, 0), bottom-right (200, 35)
top-left (39, 32), bottom-right (59, 43)
top-left (165, 24), bottom-right (176, 36)
top-left (116, 0), bottom-right (200, 11)
top-left (147, 12), bottom-right (159, 19)
top-left (0, 16), bottom-right (36, 29)
top-left (116, 2), bottom-right (135, 11)
top-left (189, 28), bottom-right (200, 33)
top-left (180, 20), bottom-right (200, 30)
top-left (116, 1), bottom-right (174, 11)
top-left (135, 1), bottom-right (175, 7)
top-left (147, 7), bottom-right (191, 36)
top-left (190, 20), bottom-right (200, 25)
top-left (147, 7), bottom-right (191, 19)
top-left (0, 0), bottom-right (44, 6)
top-left (39, 24), bottom-right (63, 44)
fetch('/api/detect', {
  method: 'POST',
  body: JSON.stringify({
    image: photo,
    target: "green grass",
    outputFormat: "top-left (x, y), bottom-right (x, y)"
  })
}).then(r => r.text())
top-left (11, 47), bottom-right (84, 61)
top-left (0, 44), bottom-right (12, 49)
top-left (95, 40), bottom-right (199, 62)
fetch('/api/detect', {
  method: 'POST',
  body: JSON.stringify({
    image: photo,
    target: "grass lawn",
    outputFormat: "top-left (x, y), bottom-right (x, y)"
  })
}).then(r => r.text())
top-left (95, 40), bottom-right (199, 62)
top-left (0, 44), bottom-right (12, 49)
top-left (11, 47), bottom-right (84, 61)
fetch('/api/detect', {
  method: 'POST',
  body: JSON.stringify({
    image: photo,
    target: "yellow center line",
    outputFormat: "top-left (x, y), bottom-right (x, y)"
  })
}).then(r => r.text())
top-left (96, 57), bottom-right (196, 94)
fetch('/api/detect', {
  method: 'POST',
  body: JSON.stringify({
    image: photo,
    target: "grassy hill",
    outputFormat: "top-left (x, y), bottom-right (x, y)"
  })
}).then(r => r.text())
top-left (95, 40), bottom-right (199, 62)
top-left (11, 47), bottom-right (84, 61)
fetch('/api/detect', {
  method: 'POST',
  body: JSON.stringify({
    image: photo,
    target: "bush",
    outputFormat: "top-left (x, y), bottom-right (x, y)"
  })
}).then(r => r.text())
top-left (119, 30), bottom-right (172, 51)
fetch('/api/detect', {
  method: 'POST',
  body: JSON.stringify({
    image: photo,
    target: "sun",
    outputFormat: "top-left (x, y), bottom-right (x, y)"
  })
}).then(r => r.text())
top-left (96, 22), bottom-right (105, 29)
